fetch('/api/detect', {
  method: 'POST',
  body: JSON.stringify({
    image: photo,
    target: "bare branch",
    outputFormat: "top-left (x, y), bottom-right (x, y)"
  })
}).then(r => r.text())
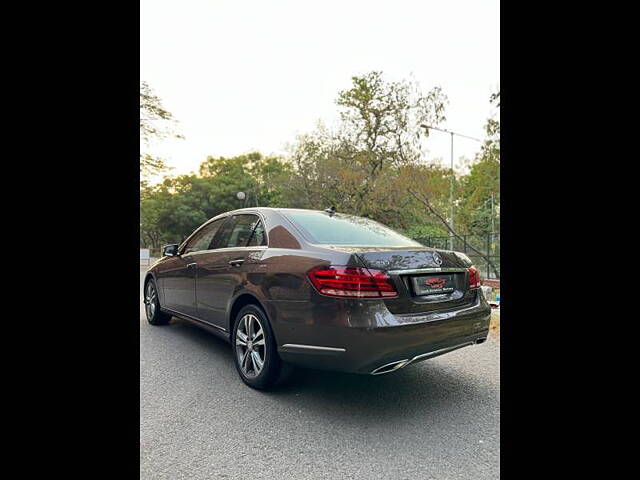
top-left (408, 189), bottom-right (500, 279)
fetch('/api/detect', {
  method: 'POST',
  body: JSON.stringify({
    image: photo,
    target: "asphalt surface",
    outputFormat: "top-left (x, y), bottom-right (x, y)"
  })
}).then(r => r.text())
top-left (140, 268), bottom-right (500, 479)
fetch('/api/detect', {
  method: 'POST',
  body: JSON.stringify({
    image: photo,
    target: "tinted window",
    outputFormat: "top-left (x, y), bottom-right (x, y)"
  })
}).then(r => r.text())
top-left (216, 215), bottom-right (263, 248)
top-left (284, 211), bottom-right (422, 247)
top-left (183, 218), bottom-right (225, 254)
top-left (247, 220), bottom-right (267, 246)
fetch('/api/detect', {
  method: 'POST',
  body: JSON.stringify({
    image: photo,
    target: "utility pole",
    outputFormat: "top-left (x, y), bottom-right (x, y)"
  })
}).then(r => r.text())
top-left (421, 124), bottom-right (482, 250)
top-left (491, 192), bottom-right (495, 234)
top-left (449, 132), bottom-right (454, 250)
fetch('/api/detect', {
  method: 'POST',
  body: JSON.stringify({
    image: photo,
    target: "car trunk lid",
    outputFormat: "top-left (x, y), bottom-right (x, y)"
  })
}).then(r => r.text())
top-left (321, 246), bottom-right (476, 314)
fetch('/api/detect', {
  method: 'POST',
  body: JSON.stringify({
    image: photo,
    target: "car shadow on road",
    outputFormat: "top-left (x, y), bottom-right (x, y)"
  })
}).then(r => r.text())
top-left (266, 363), bottom-right (493, 421)
top-left (162, 317), bottom-right (495, 421)
top-left (163, 317), bottom-right (237, 366)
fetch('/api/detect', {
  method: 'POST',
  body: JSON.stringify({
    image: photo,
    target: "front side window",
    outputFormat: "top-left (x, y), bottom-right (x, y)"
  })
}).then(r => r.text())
top-left (216, 215), bottom-right (265, 248)
top-left (284, 210), bottom-right (422, 247)
top-left (183, 218), bottom-right (225, 254)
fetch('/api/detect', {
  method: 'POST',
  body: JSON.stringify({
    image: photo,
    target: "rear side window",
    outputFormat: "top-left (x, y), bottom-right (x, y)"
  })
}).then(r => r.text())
top-left (247, 220), bottom-right (266, 246)
top-left (216, 214), bottom-right (265, 248)
top-left (284, 211), bottom-right (422, 247)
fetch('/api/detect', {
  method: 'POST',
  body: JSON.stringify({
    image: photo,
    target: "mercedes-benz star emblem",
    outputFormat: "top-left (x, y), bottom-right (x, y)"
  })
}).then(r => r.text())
top-left (432, 252), bottom-right (443, 266)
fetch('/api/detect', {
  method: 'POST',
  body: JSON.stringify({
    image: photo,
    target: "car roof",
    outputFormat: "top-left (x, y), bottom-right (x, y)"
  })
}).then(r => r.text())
top-left (225, 207), bottom-right (327, 215)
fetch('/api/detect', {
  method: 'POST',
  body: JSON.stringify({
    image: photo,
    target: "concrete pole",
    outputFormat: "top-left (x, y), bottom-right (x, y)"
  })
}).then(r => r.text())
top-left (449, 132), bottom-right (454, 250)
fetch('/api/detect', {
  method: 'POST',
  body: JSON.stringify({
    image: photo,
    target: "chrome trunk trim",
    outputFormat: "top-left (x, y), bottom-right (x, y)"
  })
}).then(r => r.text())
top-left (386, 267), bottom-right (467, 275)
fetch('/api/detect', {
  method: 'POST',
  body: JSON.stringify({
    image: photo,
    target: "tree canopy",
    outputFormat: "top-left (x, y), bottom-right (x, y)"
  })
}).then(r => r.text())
top-left (140, 73), bottom-right (500, 276)
top-left (140, 153), bottom-right (294, 249)
top-left (140, 81), bottom-right (184, 177)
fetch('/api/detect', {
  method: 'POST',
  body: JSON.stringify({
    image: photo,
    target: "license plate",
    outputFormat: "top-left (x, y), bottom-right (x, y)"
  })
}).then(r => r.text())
top-left (412, 274), bottom-right (455, 296)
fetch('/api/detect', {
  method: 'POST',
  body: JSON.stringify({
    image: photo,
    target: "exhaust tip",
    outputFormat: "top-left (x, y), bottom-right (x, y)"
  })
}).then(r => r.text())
top-left (475, 338), bottom-right (486, 345)
top-left (371, 359), bottom-right (409, 375)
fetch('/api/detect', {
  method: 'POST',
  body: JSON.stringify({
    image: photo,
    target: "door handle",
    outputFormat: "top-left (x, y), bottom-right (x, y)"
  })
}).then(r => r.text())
top-left (186, 262), bottom-right (197, 269)
top-left (228, 258), bottom-right (245, 267)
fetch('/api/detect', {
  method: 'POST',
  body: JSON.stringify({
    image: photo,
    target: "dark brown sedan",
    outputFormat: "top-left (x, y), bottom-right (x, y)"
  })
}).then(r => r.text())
top-left (143, 208), bottom-right (491, 389)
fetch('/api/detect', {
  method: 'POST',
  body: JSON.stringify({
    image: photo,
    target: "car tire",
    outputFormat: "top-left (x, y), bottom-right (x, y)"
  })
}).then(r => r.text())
top-left (144, 279), bottom-right (171, 326)
top-left (231, 305), bottom-right (291, 390)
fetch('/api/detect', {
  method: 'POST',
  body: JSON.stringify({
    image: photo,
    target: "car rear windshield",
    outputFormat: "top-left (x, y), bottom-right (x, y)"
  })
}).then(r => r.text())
top-left (284, 211), bottom-right (423, 247)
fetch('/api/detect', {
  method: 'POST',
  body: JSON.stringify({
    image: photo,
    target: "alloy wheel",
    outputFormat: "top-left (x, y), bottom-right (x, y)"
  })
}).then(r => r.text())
top-left (145, 282), bottom-right (157, 319)
top-left (235, 313), bottom-right (266, 378)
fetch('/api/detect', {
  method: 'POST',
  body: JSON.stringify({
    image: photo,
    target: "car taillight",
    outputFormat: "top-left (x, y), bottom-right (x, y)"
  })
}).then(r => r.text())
top-left (468, 266), bottom-right (481, 289)
top-left (306, 265), bottom-right (398, 298)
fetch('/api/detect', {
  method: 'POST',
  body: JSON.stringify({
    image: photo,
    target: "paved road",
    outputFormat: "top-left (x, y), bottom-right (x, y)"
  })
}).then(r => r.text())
top-left (140, 268), bottom-right (500, 479)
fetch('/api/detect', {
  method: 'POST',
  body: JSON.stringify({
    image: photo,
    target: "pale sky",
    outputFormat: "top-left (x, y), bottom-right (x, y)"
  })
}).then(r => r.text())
top-left (140, 0), bottom-right (499, 182)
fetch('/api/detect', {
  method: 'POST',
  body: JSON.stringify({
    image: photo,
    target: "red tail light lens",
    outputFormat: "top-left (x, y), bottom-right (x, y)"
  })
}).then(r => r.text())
top-left (468, 266), bottom-right (481, 289)
top-left (307, 265), bottom-right (398, 298)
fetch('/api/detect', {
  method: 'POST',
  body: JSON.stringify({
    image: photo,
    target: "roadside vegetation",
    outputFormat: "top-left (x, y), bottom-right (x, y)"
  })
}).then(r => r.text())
top-left (140, 73), bottom-right (500, 261)
top-left (490, 311), bottom-right (500, 339)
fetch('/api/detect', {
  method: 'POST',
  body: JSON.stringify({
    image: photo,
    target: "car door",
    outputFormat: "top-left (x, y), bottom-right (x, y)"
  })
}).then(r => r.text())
top-left (194, 214), bottom-right (267, 330)
top-left (161, 218), bottom-right (225, 317)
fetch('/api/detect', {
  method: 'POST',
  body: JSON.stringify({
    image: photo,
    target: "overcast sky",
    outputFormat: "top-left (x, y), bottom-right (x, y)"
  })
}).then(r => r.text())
top-left (140, 0), bottom-right (499, 182)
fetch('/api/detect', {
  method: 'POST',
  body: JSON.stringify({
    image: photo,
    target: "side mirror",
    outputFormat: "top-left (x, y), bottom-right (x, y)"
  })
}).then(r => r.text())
top-left (162, 244), bottom-right (179, 257)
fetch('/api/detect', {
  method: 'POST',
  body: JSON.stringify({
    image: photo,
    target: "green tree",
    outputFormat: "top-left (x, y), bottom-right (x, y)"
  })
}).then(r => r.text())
top-left (287, 71), bottom-right (448, 227)
top-left (140, 153), bottom-right (294, 250)
top-left (139, 74), bottom-right (499, 277)
top-left (198, 153), bottom-right (258, 211)
top-left (250, 155), bottom-right (295, 207)
top-left (140, 178), bottom-right (206, 248)
top-left (456, 91), bottom-right (500, 234)
top-left (405, 90), bottom-right (500, 277)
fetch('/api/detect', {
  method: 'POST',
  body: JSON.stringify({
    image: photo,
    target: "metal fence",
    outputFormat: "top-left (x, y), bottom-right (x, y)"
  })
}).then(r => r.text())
top-left (413, 233), bottom-right (500, 279)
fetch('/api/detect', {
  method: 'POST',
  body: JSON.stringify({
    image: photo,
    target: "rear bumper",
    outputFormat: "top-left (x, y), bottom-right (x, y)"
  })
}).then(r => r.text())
top-left (269, 292), bottom-right (491, 374)
top-left (369, 336), bottom-right (487, 375)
